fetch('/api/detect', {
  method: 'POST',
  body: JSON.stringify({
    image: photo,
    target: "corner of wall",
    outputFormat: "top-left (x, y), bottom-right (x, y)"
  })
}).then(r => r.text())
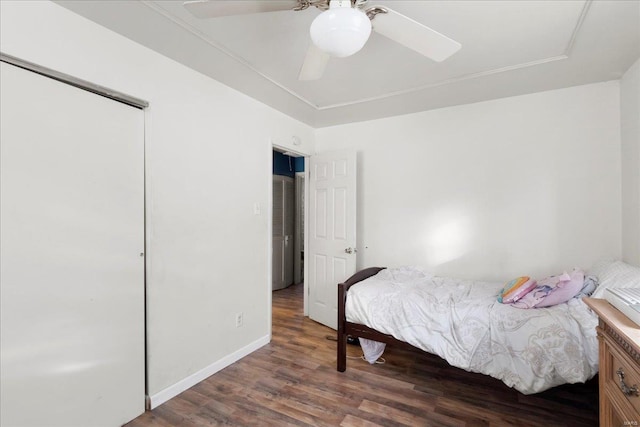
top-left (148, 334), bottom-right (270, 409)
top-left (620, 57), bottom-right (640, 266)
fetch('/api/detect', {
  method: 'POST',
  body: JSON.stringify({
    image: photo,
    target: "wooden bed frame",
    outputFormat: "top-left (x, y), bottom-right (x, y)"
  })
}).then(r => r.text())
top-left (337, 267), bottom-right (418, 371)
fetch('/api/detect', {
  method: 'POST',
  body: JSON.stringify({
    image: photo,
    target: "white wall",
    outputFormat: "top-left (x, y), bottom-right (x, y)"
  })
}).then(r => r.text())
top-left (0, 0), bottom-right (315, 406)
top-left (316, 82), bottom-right (622, 281)
top-left (621, 58), bottom-right (640, 266)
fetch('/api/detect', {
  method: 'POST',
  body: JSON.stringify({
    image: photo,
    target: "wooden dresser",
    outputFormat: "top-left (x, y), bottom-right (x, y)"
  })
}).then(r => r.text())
top-left (585, 298), bottom-right (640, 427)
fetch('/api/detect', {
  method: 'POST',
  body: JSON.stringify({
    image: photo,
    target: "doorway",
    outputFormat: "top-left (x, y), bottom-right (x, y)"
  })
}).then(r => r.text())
top-left (269, 147), bottom-right (357, 331)
top-left (272, 149), bottom-right (305, 291)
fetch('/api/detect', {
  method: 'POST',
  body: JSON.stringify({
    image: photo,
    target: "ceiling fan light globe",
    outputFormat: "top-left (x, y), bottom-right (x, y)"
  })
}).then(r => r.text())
top-left (309, 7), bottom-right (372, 58)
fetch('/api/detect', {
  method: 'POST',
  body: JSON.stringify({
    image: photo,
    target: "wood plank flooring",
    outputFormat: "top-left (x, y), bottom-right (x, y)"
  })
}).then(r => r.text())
top-left (127, 282), bottom-right (598, 426)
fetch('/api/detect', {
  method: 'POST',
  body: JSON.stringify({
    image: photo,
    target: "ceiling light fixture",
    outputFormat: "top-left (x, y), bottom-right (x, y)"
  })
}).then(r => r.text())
top-left (309, 0), bottom-right (372, 58)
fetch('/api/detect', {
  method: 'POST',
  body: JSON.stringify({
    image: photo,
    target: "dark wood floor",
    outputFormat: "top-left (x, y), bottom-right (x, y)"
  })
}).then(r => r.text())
top-left (127, 282), bottom-right (599, 426)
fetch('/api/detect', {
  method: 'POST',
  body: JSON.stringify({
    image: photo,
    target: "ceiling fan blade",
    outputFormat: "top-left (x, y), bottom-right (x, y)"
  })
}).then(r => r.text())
top-left (371, 7), bottom-right (461, 62)
top-left (298, 44), bottom-right (331, 81)
top-left (184, 0), bottom-right (298, 19)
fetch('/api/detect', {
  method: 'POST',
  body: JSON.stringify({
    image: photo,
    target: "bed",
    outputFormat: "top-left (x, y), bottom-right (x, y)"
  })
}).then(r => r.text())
top-left (337, 262), bottom-right (640, 394)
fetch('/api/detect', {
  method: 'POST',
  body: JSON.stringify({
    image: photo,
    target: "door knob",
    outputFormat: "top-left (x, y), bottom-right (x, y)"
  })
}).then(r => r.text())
top-left (344, 247), bottom-right (357, 254)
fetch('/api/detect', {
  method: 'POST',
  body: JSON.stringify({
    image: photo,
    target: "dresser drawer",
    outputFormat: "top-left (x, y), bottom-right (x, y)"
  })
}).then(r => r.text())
top-left (605, 338), bottom-right (640, 415)
top-left (585, 298), bottom-right (640, 427)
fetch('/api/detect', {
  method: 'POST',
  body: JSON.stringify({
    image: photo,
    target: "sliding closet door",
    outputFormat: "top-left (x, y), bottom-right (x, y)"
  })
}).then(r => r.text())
top-left (283, 177), bottom-right (295, 287)
top-left (272, 175), bottom-right (295, 290)
top-left (273, 176), bottom-right (285, 289)
top-left (0, 62), bottom-right (145, 426)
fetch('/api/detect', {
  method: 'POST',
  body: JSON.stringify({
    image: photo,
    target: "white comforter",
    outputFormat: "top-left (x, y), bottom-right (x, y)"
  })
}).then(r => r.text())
top-left (345, 267), bottom-right (599, 394)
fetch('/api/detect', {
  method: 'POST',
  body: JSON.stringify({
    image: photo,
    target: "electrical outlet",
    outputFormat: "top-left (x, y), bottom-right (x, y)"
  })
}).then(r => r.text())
top-left (235, 312), bottom-right (243, 328)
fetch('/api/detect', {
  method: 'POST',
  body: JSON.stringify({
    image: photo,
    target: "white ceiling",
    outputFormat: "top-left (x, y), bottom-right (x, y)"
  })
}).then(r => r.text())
top-left (56, 0), bottom-right (639, 127)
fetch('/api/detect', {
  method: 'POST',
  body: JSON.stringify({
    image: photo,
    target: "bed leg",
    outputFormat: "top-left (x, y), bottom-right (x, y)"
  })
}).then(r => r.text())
top-left (337, 330), bottom-right (347, 372)
top-left (337, 282), bottom-right (347, 372)
top-left (336, 268), bottom-right (385, 372)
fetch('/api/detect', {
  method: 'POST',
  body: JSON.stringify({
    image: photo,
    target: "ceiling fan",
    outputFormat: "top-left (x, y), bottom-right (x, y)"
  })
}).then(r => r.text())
top-left (183, 0), bottom-right (461, 81)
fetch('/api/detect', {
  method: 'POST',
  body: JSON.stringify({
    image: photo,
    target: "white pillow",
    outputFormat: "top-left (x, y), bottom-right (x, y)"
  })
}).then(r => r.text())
top-left (590, 260), bottom-right (640, 298)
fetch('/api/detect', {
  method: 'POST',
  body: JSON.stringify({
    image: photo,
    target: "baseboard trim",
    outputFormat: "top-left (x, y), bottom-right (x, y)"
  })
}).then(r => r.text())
top-left (147, 334), bottom-right (270, 409)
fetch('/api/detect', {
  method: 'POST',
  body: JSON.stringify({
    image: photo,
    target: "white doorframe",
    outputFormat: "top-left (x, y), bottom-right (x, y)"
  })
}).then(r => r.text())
top-left (266, 139), bottom-right (274, 341)
top-left (294, 172), bottom-right (305, 286)
top-left (303, 161), bottom-right (310, 316)
top-left (268, 143), bottom-right (311, 326)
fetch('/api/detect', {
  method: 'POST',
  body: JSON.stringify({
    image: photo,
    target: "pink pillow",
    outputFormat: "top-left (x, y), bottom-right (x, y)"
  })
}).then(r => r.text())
top-left (511, 269), bottom-right (584, 309)
top-left (535, 269), bottom-right (584, 307)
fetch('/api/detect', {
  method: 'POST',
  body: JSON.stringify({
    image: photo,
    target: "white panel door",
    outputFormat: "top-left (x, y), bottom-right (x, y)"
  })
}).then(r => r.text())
top-left (0, 62), bottom-right (145, 426)
top-left (308, 149), bottom-right (356, 329)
